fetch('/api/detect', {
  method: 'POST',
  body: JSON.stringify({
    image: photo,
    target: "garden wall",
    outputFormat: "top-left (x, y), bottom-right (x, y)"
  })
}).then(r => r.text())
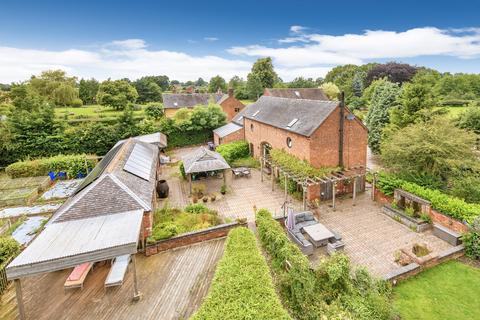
top-left (145, 221), bottom-right (246, 256)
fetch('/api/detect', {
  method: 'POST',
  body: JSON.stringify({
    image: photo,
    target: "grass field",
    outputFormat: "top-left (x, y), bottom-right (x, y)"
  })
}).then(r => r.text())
top-left (393, 260), bottom-right (480, 320)
top-left (54, 104), bottom-right (145, 120)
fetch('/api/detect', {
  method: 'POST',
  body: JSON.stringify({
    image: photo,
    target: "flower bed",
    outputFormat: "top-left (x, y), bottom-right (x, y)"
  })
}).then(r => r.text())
top-left (382, 204), bottom-right (431, 232)
top-left (191, 227), bottom-right (291, 320)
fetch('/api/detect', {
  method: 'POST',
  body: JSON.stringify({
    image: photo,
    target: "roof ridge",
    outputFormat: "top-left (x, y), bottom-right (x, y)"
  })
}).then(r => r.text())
top-left (109, 174), bottom-right (151, 211)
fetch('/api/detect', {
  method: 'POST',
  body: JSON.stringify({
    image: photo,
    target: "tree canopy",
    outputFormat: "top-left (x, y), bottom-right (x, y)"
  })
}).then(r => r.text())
top-left (96, 79), bottom-right (138, 110)
top-left (366, 62), bottom-right (418, 86)
top-left (79, 78), bottom-right (99, 105)
top-left (208, 75), bottom-right (227, 93)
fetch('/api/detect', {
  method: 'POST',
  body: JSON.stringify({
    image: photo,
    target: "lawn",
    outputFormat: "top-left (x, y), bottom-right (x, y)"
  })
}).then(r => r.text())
top-left (393, 260), bottom-right (480, 320)
top-left (54, 104), bottom-right (145, 120)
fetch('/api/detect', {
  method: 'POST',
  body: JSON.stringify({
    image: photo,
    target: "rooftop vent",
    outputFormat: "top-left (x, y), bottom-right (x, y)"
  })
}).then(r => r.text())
top-left (287, 118), bottom-right (299, 128)
top-left (174, 102), bottom-right (178, 106)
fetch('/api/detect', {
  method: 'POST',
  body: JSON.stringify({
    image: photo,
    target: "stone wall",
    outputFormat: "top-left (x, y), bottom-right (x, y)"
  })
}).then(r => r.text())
top-left (145, 222), bottom-right (245, 256)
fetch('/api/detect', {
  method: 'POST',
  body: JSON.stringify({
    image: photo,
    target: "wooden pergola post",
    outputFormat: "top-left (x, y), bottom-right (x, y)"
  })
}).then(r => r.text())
top-left (352, 176), bottom-right (357, 206)
top-left (132, 255), bottom-right (141, 301)
top-left (260, 158), bottom-right (264, 182)
top-left (223, 169), bottom-right (227, 188)
top-left (271, 166), bottom-right (275, 191)
top-left (332, 181), bottom-right (337, 211)
top-left (302, 185), bottom-right (307, 210)
top-left (371, 172), bottom-right (377, 201)
top-left (188, 173), bottom-right (192, 195)
top-left (284, 174), bottom-right (288, 202)
top-left (15, 279), bottom-right (26, 320)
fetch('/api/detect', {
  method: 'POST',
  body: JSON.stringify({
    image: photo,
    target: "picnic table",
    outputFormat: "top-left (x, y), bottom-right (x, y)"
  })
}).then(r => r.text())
top-left (232, 167), bottom-right (251, 178)
top-left (303, 223), bottom-right (335, 247)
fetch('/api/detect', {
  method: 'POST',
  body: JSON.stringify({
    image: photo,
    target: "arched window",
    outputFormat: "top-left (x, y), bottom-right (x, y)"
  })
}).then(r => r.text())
top-left (250, 123), bottom-right (254, 131)
top-left (286, 137), bottom-right (292, 148)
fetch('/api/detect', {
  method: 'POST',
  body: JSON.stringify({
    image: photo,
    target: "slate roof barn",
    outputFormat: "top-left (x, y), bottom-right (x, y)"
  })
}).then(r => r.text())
top-left (264, 88), bottom-right (330, 101)
top-left (162, 93), bottom-right (223, 109)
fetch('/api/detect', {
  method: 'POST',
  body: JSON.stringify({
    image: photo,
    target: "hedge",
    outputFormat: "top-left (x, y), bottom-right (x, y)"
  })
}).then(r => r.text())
top-left (191, 227), bottom-right (291, 320)
top-left (215, 141), bottom-right (249, 164)
top-left (256, 209), bottom-right (395, 320)
top-left (376, 172), bottom-right (480, 224)
top-left (5, 154), bottom-right (97, 178)
top-left (167, 129), bottom-right (211, 148)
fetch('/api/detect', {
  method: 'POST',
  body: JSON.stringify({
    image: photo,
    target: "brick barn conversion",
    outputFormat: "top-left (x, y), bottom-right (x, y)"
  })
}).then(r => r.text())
top-left (214, 88), bottom-right (367, 170)
top-left (162, 89), bottom-right (245, 121)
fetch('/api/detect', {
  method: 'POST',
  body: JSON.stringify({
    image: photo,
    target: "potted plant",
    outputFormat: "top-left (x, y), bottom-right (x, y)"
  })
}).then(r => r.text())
top-left (210, 194), bottom-right (216, 202)
top-left (220, 184), bottom-right (227, 195)
top-left (202, 196), bottom-right (208, 203)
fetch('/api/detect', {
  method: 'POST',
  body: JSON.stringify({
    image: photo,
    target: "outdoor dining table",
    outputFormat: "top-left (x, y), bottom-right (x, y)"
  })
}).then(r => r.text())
top-left (303, 223), bottom-right (335, 247)
top-left (232, 167), bottom-right (251, 178)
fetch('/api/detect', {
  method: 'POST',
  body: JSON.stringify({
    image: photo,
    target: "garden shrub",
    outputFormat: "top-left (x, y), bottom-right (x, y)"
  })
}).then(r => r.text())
top-left (191, 227), bottom-right (291, 320)
top-left (256, 209), bottom-right (395, 320)
top-left (70, 98), bottom-right (83, 108)
top-left (0, 236), bottom-right (20, 266)
top-left (168, 129), bottom-right (212, 148)
top-left (462, 232), bottom-right (480, 259)
top-left (179, 161), bottom-right (186, 179)
top-left (216, 141), bottom-right (249, 164)
top-left (144, 102), bottom-right (164, 120)
top-left (5, 154), bottom-right (97, 178)
top-left (231, 156), bottom-right (260, 168)
top-left (184, 203), bottom-right (211, 214)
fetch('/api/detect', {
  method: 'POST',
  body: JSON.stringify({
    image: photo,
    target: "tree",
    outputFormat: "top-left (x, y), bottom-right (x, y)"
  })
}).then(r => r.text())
top-left (352, 71), bottom-right (366, 97)
top-left (96, 80), bottom-right (138, 110)
top-left (79, 78), bottom-right (99, 105)
top-left (195, 77), bottom-right (207, 87)
top-left (389, 80), bottom-right (436, 128)
top-left (53, 82), bottom-right (79, 106)
top-left (364, 79), bottom-right (401, 153)
top-left (288, 77), bottom-right (316, 88)
top-left (381, 119), bottom-right (479, 189)
top-left (246, 57), bottom-right (278, 96)
top-left (456, 103), bottom-right (480, 134)
top-left (366, 62), bottom-right (417, 86)
top-left (319, 82), bottom-right (340, 100)
top-left (208, 75), bottom-right (227, 93)
top-left (29, 69), bottom-right (77, 104)
top-left (134, 77), bottom-right (162, 103)
top-left (324, 64), bottom-right (375, 102)
top-left (144, 102), bottom-right (164, 120)
top-left (117, 105), bottom-right (139, 138)
top-left (229, 76), bottom-right (248, 99)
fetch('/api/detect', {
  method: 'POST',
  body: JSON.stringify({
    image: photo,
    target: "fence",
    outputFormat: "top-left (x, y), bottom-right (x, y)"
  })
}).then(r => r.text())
top-left (0, 256), bottom-right (13, 295)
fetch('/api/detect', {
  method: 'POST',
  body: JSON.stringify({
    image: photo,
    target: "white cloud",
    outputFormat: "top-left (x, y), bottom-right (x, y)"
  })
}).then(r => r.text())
top-left (230, 26), bottom-right (480, 72)
top-left (204, 37), bottom-right (219, 42)
top-left (0, 40), bottom-right (251, 83)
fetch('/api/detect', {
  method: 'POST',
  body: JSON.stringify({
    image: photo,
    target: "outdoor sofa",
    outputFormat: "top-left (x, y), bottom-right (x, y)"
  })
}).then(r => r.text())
top-left (285, 211), bottom-right (318, 255)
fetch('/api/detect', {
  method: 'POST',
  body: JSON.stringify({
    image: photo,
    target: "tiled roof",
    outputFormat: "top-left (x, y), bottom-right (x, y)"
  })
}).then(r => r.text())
top-left (264, 88), bottom-right (330, 101)
top-left (162, 93), bottom-right (223, 109)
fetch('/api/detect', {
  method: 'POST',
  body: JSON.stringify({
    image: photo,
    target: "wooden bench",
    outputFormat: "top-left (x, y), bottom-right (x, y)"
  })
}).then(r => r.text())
top-left (64, 262), bottom-right (93, 290)
top-left (433, 223), bottom-right (462, 246)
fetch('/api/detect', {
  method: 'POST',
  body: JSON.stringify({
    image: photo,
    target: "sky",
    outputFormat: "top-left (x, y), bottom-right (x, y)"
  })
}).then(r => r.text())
top-left (1, 0), bottom-right (480, 83)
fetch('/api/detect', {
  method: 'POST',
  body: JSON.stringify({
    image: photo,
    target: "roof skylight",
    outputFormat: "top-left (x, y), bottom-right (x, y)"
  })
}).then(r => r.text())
top-left (252, 110), bottom-right (260, 117)
top-left (287, 118), bottom-right (299, 128)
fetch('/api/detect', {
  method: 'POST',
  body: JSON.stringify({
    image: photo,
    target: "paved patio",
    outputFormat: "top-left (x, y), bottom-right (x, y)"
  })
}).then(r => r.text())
top-left (310, 193), bottom-right (453, 277)
top-left (0, 239), bottom-right (225, 320)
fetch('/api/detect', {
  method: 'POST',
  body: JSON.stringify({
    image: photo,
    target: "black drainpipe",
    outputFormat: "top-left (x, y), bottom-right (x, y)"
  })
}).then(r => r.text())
top-left (338, 92), bottom-right (345, 169)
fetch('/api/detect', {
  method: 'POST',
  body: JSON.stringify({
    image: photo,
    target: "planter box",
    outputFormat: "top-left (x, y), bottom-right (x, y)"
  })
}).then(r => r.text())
top-left (382, 205), bottom-right (431, 232)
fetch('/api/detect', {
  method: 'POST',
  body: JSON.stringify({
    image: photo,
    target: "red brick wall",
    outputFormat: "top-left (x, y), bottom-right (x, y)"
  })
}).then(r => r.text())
top-left (145, 222), bottom-right (245, 256)
top-left (429, 209), bottom-right (469, 233)
top-left (220, 96), bottom-right (245, 121)
top-left (244, 118), bottom-right (311, 162)
top-left (244, 106), bottom-right (367, 170)
top-left (214, 127), bottom-right (245, 145)
top-left (309, 107), bottom-right (367, 169)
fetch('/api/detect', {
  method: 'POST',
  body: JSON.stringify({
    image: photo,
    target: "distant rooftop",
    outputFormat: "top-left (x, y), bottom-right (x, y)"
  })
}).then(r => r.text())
top-left (162, 93), bottom-right (223, 109)
top-left (264, 88), bottom-right (330, 101)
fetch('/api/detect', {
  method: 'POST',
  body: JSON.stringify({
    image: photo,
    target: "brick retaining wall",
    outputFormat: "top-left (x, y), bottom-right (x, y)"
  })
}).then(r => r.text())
top-left (145, 222), bottom-right (246, 256)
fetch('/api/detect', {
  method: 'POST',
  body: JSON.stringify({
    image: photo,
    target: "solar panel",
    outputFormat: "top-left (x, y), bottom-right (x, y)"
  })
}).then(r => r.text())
top-left (123, 143), bottom-right (154, 181)
top-left (73, 142), bottom-right (125, 195)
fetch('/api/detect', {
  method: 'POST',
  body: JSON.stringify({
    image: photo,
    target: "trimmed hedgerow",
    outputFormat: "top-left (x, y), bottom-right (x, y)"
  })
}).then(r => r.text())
top-left (256, 209), bottom-right (395, 320)
top-left (191, 227), bottom-right (291, 320)
top-left (215, 141), bottom-right (249, 164)
top-left (5, 154), bottom-right (97, 178)
top-left (376, 172), bottom-right (480, 224)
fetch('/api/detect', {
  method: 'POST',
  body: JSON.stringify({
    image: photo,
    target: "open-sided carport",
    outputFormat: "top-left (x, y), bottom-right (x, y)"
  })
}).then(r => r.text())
top-left (6, 209), bottom-right (144, 320)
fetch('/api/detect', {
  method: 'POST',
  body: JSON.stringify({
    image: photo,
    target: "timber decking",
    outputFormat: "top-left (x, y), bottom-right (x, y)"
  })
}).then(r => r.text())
top-left (0, 239), bottom-right (225, 320)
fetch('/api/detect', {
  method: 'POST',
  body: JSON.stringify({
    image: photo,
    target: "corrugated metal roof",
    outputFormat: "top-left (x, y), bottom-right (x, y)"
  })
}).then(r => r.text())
top-left (243, 96), bottom-right (339, 137)
top-left (182, 147), bottom-right (230, 174)
top-left (213, 122), bottom-right (243, 138)
top-left (114, 132), bottom-right (167, 148)
top-left (7, 210), bottom-right (143, 279)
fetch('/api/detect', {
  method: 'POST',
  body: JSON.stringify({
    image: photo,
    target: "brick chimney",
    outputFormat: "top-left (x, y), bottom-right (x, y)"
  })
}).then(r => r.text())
top-left (228, 88), bottom-right (234, 97)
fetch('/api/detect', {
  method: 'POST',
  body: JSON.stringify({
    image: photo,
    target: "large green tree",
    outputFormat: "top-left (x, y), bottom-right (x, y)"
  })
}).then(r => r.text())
top-left (29, 70), bottom-right (77, 105)
top-left (364, 79), bottom-right (401, 153)
top-left (246, 57), bottom-right (278, 98)
top-left (79, 78), bottom-right (99, 105)
top-left (134, 77), bottom-right (162, 103)
top-left (319, 82), bottom-right (340, 100)
top-left (53, 82), bottom-right (79, 106)
top-left (288, 77), bottom-right (316, 88)
top-left (208, 75), bottom-right (227, 93)
top-left (96, 80), bottom-right (138, 110)
top-left (381, 118), bottom-right (479, 190)
top-left (456, 103), bottom-right (480, 135)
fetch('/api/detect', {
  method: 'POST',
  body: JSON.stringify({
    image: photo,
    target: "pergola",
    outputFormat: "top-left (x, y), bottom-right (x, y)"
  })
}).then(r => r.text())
top-left (6, 210), bottom-right (144, 320)
top-left (182, 147), bottom-right (231, 194)
top-left (260, 156), bottom-right (367, 212)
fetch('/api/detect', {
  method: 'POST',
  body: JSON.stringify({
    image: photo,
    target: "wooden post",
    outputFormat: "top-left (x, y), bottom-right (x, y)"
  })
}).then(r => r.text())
top-left (284, 174), bottom-right (288, 202)
top-left (188, 173), bottom-right (192, 195)
top-left (371, 173), bottom-right (376, 201)
top-left (132, 255), bottom-right (141, 301)
top-left (271, 166), bottom-right (275, 191)
top-left (260, 158), bottom-right (264, 182)
top-left (352, 176), bottom-right (357, 206)
top-left (302, 185), bottom-right (306, 210)
top-left (223, 170), bottom-right (227, 188)
top-left (15, 279), bottom-right (26, 320)
top-left (332, 181), bottom-right (336, 211)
